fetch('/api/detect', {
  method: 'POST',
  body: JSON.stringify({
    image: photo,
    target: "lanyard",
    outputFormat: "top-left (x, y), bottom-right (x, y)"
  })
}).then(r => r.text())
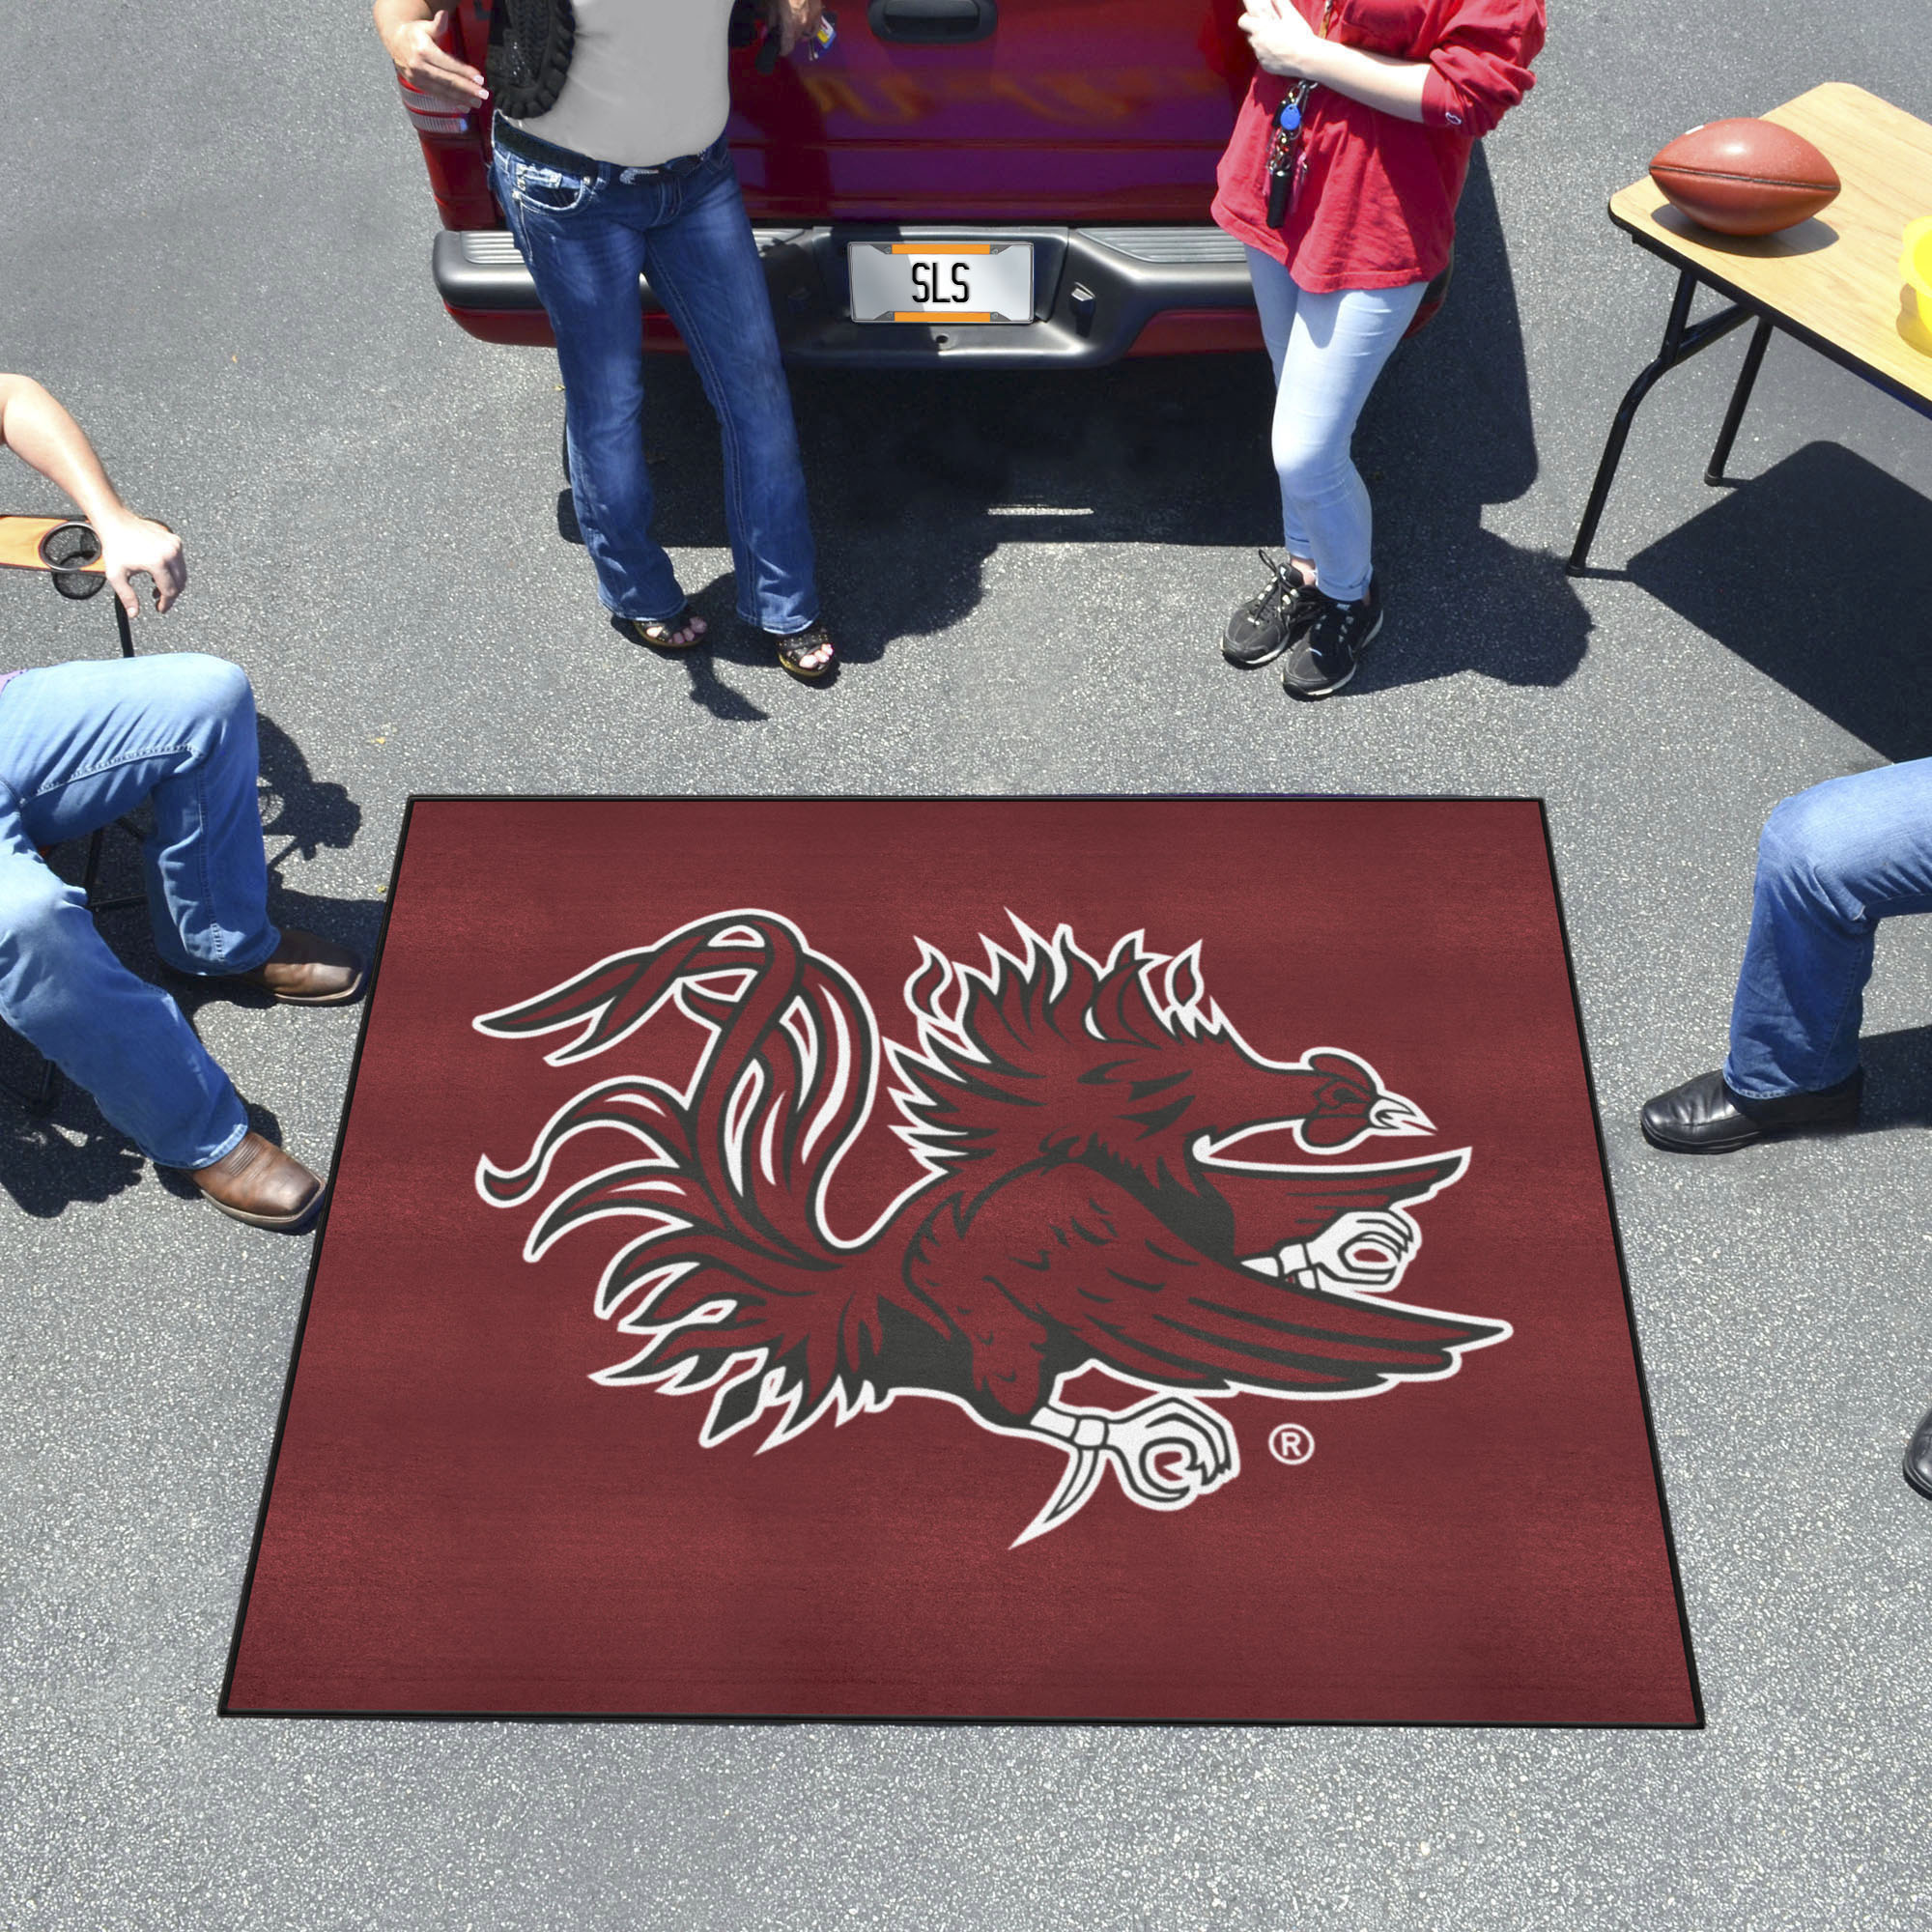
top-left (1263, 0), bottom-right (1336, 227)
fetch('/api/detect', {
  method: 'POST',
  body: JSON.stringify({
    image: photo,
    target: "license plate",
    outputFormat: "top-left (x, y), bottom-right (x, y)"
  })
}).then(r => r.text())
top-left (847, 242), bottom-right (1034, 325)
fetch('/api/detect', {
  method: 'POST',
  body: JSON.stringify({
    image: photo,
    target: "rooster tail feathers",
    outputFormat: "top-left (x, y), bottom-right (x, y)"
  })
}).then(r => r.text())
top-left (476, 910), bottom-right (887, 1263)
top-left (475, 1077), bottom-right (674, 1210)
top-left (476, 910), bottom-right (924, 1445)
top-left (473, 929), bottom-right (730, 1065)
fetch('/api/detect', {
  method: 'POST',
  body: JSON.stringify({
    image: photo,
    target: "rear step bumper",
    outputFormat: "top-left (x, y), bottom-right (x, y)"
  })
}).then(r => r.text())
top-left (433, 223), bottom-right (1259, 366)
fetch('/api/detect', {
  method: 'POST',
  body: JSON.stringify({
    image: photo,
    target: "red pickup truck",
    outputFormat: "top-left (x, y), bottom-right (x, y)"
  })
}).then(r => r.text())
top-left (410, 0), bottom-right (1293, 366)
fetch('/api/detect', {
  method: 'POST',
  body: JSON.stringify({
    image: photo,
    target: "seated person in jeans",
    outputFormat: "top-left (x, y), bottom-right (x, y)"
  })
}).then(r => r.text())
top-left (375, 0), bottom-right (838, 680)
top-left (1640, 758), bottom-right (1932, 1498)
top-left (0, 374), bottom-right (361, 1231)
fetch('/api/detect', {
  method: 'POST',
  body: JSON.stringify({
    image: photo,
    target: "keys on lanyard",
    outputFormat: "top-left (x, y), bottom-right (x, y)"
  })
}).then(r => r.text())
top-left (1261, 0), bottom-right (1335, 228)
top-left (1264, 83), bottom-right (1313, 227)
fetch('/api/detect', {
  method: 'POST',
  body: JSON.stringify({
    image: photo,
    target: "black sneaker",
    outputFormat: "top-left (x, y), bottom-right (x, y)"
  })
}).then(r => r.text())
top-left (1282, 576), bottom-right (1383, 699)
top-left (1222, 552), bottom-right (1317, 668)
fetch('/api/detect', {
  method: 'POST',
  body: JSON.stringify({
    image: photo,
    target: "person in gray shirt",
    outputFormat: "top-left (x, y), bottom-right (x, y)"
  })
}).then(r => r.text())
top-left (377, 0), bottom-right (836, 679)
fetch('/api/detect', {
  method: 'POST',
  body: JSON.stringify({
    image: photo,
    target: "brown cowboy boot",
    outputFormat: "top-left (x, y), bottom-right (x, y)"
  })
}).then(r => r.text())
top-left (229, 929), bottom-right (365, 1006)
top-left (190, 1131), bottom-right (326, 1231)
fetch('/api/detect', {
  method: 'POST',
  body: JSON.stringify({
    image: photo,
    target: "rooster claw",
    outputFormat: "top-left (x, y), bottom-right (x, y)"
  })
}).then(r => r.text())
top-left (1015, 1392), bottom-right (1239, 1545)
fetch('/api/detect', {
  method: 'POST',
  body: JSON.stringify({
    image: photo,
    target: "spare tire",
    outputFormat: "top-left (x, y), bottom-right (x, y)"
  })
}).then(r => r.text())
top-left (486, 0), bottom-right (577, 122)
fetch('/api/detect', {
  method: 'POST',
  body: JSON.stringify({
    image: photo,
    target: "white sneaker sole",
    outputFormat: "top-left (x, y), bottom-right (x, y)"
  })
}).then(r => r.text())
top-left (1223, 634), bottom-right (1292, 668)
top-left (1284, 610), bottom-right (1382, 700)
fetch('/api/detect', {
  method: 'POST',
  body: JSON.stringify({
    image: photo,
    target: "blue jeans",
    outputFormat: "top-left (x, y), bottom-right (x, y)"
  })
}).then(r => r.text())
top-left (493, 128), bottom-right (819, 635)
top-left (1724, 758), bottom-right (1932, 1098)
top-left (0, 655), bottom-right (276, 1168)
top-left (1245, 249), bottom-right (1427, 604)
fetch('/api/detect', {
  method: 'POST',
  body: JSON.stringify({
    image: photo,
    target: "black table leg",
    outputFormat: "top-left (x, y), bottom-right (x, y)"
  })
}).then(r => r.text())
top-left (1566, 269), bottom-right (1757, 575)
top-left (1704, 317), bottom-right (1775, 485)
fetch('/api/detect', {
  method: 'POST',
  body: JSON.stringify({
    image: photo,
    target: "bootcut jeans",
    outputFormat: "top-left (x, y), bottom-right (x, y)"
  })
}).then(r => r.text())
top-left (493, 125), bottom-right (820, 636)
top-left (1724, 757), bottom-right (1932, 1098)
top-left (0, 654), bottom-right (276, 1167)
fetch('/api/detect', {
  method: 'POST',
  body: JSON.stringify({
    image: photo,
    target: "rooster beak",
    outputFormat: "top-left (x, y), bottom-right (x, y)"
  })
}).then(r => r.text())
top-left (1369, 1093), bottom-right (1433, 1136)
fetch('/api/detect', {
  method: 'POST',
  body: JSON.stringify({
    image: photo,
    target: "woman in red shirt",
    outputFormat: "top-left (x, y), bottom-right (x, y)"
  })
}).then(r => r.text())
top-left (1213, 0), bottom-right (1544, 697)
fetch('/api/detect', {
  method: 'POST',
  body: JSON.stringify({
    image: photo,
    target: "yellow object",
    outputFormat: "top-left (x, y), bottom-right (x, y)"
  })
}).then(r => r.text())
top-left (1901, 215), bottom-right (1932, 354)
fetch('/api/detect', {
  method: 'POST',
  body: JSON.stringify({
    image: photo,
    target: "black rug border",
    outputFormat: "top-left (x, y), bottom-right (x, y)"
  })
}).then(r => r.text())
top-left (219, 792), bottom-right (1704, 1731)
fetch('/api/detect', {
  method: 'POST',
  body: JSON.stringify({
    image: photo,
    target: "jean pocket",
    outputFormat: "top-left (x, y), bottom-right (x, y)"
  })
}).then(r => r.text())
top-left (513, 160), bottom-right (594, 215)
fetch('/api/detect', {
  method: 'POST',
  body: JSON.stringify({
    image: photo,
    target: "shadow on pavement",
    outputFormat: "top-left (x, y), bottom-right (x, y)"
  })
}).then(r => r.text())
top-left (259, 712), bottom-right (362, 867)
top-left (0, 1103), bottom-right (152, 1218)
top-left (591, 345), bottom-right (1288, 670)
top-left (1860, 1024), bottom-right (1932, 1132)
top-left (611, 144), bottom-right (1585, 691)
top-left (1627, 441), bottom-right (1932, 762)
top-left (567, 496), bottom-right (776, 720)
top-left (603, 589), bottom-right (779, 721)
top-left (1349, 143), bottom-right (1592, 696)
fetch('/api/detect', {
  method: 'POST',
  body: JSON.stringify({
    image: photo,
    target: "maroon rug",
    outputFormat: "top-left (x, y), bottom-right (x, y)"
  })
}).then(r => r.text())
top-left (223, 799), bottom-right (1698, 1724)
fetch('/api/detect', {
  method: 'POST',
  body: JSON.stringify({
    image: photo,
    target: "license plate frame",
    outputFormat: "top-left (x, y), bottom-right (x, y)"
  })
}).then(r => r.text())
top-left (847, 241), bottom-right (1035, 326)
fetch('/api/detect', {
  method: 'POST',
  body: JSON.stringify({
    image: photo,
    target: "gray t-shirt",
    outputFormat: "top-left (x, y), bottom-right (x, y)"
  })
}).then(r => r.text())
top-left (507, 0), bottom-right (738, 170)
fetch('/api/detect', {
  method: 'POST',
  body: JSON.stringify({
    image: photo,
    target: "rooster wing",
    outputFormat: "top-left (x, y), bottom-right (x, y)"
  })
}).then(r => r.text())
top-left (903, 1158), bottom-right (1502, 1422)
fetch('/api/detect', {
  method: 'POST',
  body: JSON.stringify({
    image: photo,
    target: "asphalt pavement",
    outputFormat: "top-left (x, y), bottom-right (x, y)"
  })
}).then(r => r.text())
top-left (4, 1), bottom-right (1932, 1926)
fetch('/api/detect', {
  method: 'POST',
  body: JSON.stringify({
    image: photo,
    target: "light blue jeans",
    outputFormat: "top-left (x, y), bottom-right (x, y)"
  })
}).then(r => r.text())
top-left (1724, 758), bottom-right (1932, 1098)
top-left (494, 127), bottom-right (820, 635)
top-left (1245, 249), bottom-right (1427, 604)
top-left (0, 655), bottom-right (275, 1167)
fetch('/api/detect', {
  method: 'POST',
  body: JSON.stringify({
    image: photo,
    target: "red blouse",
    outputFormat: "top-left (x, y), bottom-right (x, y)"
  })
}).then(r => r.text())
top-left (1210, 0), bottom-right (1545, 295)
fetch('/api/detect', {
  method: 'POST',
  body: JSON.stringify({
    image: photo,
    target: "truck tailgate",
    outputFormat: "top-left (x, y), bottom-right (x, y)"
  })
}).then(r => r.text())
top-left (727, 0), bottom-right (1252, 224)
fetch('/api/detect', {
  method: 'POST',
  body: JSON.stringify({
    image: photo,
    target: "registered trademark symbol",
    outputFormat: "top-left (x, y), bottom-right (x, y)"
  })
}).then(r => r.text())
top-left (1268, 1423), bottom-right (1315, 1466)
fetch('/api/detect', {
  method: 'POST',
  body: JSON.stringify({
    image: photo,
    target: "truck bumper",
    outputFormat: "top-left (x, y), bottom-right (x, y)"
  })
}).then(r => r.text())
top-left (433, 223), bottom-right (1264, 366)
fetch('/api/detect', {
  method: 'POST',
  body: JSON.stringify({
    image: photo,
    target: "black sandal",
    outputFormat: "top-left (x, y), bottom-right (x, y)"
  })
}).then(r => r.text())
top-left (624, 603), bottom-right (707, 652)
top-left (769, 621), bottom-right (837, 682)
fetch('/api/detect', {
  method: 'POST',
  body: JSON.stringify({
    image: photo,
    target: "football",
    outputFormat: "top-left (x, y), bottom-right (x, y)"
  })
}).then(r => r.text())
top-left (1649, 118), bottom-right (1841, 237)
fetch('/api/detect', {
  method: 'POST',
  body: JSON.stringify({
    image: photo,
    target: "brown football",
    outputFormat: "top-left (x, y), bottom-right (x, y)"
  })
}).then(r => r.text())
top-left (1649, 118), bottom-right (1841, 236)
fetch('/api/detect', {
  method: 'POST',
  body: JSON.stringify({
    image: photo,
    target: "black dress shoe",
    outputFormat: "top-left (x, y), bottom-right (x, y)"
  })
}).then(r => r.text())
top-left (1906, 1406), bottom-right (1932, 1501)
top-left (1639, 1066), bottom-right (1862, 1153)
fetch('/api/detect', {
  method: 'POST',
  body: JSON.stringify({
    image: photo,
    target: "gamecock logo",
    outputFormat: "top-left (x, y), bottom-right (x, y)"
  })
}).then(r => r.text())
top-left (475, 913), bottom-right (1510, 1545)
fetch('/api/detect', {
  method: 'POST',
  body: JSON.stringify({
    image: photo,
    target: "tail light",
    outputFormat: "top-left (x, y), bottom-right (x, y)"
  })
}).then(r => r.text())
top-left (400, 74), bottom-right (474, 138)
top-left (398, 10), bottom-right (480, 138)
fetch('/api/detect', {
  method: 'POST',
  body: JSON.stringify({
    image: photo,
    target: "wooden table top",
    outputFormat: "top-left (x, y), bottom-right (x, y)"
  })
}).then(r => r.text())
top-left (1609, 82), bottom-right (1932, 411)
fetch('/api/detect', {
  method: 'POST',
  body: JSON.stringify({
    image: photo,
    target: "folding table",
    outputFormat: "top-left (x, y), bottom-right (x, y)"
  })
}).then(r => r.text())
top-left (1568, 83), bottom-right (1932, 575)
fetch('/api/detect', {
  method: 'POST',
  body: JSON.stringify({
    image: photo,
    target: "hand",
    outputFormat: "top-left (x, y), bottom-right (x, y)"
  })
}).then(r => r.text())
top-left (97, 511), bottom-right (186, 616)
top-left (1295, 1208), bottom-right (1418, 1291)
top-left (377, 7), bottom-right (487, 108)
top-left (767, 0), bottom-right (824, 58)
top-left (1237, 0), bottom-right (1325, 80)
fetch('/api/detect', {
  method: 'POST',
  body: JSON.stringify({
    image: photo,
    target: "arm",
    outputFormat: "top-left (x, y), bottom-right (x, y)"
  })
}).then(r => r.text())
top-left (0, 374), bottom-right (185, 616)
top-left (1239, 0), bottom-right (1429, 122)
top-left (767, 0), bottom-right (826, 57)
top-left (1239, 0), bottom-right (1541, 133)
top-left (373, 0), bottom-right (487, 108)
